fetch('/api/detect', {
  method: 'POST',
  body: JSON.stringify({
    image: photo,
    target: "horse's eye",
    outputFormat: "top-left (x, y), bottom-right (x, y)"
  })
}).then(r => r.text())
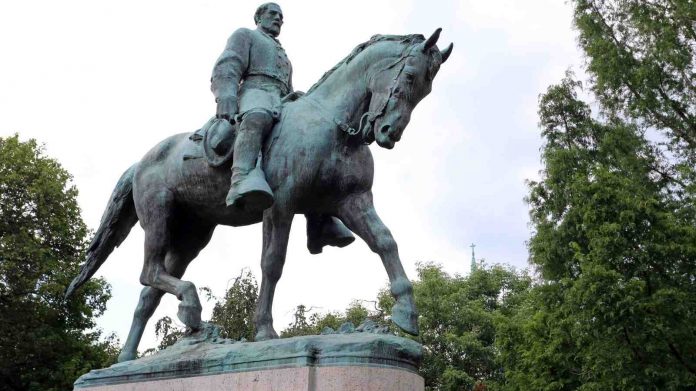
top-left (404, 73), bottom-right (415, 83)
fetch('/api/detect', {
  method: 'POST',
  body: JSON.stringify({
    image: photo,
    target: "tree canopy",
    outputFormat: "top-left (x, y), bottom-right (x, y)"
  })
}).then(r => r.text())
top-left (500, 71), bottom-right (696, 390)
top-left (408, 263), bottom-right (531, 391)
top-left (0, 135), bottom-right (118, 391)
top-left (279, 263), bottom-right (531, 391)
top-left (493, 1), bottom-right (696, 389)
top-left (574, 0), bottom-right (696, 155)
top-left (209, 269), bottom-right (258, 341)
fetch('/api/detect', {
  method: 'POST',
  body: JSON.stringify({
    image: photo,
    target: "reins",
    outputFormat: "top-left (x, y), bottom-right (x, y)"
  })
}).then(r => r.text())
top-left (302, 46), bottom-right (415, 145)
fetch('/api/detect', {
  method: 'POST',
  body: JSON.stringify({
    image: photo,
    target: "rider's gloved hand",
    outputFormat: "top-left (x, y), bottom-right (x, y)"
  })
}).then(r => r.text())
top-left (216, 96), bottom-right (238, 122)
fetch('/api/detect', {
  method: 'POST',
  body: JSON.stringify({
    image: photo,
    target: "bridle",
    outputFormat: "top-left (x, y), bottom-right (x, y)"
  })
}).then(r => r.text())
top-left (358, 48), bottom-right (414, 144)
top-left (304, 45), bottom-right (419, 145)
top-left (359, 44), bottom-right (426, 145)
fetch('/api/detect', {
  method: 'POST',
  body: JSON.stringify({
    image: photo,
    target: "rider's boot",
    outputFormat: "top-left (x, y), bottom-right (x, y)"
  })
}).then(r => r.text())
top-left (226, 113), bottom-right (274, 211)
top-left (306, 215), bottom-right (356, 254)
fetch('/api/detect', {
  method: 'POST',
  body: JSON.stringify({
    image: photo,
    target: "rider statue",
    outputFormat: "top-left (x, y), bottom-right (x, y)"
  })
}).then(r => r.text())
top-left (210, 2), bottom-right (353, 253)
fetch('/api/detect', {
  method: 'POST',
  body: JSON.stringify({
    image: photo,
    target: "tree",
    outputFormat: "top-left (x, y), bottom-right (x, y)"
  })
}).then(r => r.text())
top-left (277, 264), bottom-right (530, 390)
top-left (280, 304), bottom-right (315, 338)
top-left (402, 263), bottom-right (531, 391)
top-left (209, 269), bottom-right (258, 341)
top-left (0, 135), bottom-right (119, 391)
top-left (497, 2), bottom-right (696, 388)
top-left (146, 316), bottom-right (185, 353)
top-left (500, 75), bottom-right (696, 389)
top-left (574, 0), bottom-right (695, 153)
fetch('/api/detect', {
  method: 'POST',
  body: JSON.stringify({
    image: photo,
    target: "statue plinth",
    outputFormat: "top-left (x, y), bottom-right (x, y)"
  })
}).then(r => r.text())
top-left (74, 326), bottom-right (424, 391)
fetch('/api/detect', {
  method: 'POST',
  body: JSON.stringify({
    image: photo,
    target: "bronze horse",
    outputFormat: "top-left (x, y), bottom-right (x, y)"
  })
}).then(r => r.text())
top-left (66, 30), bottom-right (452, 362)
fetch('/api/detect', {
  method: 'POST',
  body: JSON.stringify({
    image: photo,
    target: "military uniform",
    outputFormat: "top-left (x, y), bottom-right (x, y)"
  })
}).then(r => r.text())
top-left (211, 27), bottom-right (292, 121)
top-left (209, 23), bottom-right (354, 253)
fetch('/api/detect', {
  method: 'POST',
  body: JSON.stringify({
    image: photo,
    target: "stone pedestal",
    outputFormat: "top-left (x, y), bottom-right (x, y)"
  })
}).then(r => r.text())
top-left (75, 365), bottom-right (423, 390)
top-left (74, 325), bottom-right (424, 391)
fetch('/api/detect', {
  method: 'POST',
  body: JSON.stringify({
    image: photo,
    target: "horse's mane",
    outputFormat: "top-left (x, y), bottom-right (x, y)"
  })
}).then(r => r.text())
top-left (305, 34), bottom-right (426, 96)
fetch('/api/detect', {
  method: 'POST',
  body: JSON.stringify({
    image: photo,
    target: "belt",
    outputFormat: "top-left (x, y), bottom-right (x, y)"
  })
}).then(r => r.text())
top-left (244, 74), bottom-right (290, 95)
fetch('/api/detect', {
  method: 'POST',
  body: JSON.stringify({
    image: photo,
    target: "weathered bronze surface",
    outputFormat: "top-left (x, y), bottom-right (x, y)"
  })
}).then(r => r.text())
top-left (73, 321), bottom-right (422, 389)
top-left (203, 3), bottom-right (355, 253)
top-left (66, 2), bottom-right (452, 364)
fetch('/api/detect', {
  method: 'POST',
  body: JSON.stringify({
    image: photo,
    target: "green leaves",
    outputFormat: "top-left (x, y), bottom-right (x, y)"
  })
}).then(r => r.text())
top-left (573, 0), bottom-right (696, 153)
top-left (509, 7), bottom-right (696, 382)
top-left (504, 68), bottom-right (696, 390)
top-left (0, 135), bottom-right (118, 391)
top-left (210, 269), bottom-right (258, 341)
top-left (277, 263), bottom-right (531, 390)
top-left (412, 263), bottom-right (531, 391)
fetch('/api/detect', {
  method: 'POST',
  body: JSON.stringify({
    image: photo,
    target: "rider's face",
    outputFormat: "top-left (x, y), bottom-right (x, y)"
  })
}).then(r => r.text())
top-left (257, 5), bottom-right (283, 37)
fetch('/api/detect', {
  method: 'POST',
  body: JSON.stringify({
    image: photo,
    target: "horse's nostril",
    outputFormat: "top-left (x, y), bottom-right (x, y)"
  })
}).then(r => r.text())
top-left (380, 124), bottom-right (390, 134)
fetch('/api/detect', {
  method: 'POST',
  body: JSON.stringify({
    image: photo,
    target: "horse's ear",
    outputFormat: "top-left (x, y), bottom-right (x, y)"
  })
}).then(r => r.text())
top-left (440, 43), bottom-right (453, 63)
top-left (422, 28), bottom-right (442, 52)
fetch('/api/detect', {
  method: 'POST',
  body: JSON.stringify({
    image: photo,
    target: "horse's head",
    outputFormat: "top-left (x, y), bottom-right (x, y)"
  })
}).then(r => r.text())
top-left (366, 29), bottom-right (453, 149)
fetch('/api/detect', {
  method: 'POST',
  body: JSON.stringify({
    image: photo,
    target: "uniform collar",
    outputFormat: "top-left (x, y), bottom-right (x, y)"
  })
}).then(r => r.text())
top-left (256, 28), bottom-right (282, 45)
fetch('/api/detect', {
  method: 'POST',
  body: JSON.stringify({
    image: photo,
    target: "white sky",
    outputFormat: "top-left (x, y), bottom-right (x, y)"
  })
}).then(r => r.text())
top-left (0, 0), bottom-right (584, 351)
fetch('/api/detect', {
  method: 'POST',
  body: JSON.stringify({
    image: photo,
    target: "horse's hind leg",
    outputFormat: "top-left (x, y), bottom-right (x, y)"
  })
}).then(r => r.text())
top-left (118, 286), bottom-right (164, 362)
top-left (336, 191), bottom-right (418, 335)
top-left (137, 191), bottom-right (208, 333)
top-left (255, 204), bottom-right (294, 341)
top-left (119, 219), bottom-right (215, 362)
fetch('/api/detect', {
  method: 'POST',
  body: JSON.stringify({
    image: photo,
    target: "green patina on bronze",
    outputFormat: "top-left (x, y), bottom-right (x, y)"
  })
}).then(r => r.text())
top-left (66, 2), bottom-right (452, 366)
top-left (74, 323), bottom-right (422, 388)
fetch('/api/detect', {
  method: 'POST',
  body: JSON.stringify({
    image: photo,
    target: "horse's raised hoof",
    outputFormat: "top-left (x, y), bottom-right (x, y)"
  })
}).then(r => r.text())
top-left (391, 299), bottom-right (419, 336)
top-left (307, 216), bottom-right (355, 254)
top-left (117, 349), bottom-right (137, 363)
top-left (254, 325), bottom-right (279, 341)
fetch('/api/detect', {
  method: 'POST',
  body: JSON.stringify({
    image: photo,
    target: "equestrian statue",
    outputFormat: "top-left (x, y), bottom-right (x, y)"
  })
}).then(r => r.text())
top-left (65, 2), bottom-right (453, 363)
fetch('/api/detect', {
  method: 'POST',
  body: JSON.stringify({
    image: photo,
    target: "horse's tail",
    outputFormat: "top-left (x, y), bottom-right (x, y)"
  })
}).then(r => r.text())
top-left (66, 164), bottom-right (139, 298)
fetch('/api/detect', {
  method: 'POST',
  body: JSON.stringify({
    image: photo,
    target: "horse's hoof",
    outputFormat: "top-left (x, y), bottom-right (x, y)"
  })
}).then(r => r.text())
top-left (117, 350), bottom-right (137, 363)
top-left (177, 302), bottom-right (203, 330)
top-left (254, 326), bottom-right (279, 341)
top-left (391, 300), bottom-right (419, 336)
top-left (307, 216), bottom-right (355, 254)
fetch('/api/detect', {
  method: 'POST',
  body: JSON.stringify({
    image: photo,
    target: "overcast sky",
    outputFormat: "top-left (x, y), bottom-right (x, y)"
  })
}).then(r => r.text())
top-left (1, 0), bottom-right (585, 350)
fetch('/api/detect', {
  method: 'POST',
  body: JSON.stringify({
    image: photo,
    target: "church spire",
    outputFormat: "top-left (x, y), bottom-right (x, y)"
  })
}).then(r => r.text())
top-left (470, 243), bottom-right (477, 272)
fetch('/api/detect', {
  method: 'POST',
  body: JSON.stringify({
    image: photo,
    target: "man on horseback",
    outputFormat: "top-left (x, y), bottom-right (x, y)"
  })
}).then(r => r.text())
top-left (211, 2), bottom-right (353, 253)
top-left (212, 2), bottom-right (288, 210)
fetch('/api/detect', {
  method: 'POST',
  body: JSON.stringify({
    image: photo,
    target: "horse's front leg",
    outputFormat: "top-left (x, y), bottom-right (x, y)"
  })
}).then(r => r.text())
top-left (337, 191), bottom-right (418, 335)
top-left (254, 204), bottom-right (294, 341)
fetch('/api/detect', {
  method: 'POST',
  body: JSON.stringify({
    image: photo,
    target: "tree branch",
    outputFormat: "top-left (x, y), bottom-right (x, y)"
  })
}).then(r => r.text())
top-left (622, 326), bottom-right (646, 363)
top-left (649, 163), bottom-right (687, 189)
top-left (655, 84), bottom-right (696, 134)
top-left (588, 1), bottom-right (696, 149)
top-left (668, 342), bottom-right (696, 376)
top-left (666, 0), bottom-right (696, 41)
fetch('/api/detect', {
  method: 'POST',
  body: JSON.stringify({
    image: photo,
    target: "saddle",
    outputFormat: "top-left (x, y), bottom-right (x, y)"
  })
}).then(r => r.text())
top-left (186, 91), bottom-right (304, 167)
